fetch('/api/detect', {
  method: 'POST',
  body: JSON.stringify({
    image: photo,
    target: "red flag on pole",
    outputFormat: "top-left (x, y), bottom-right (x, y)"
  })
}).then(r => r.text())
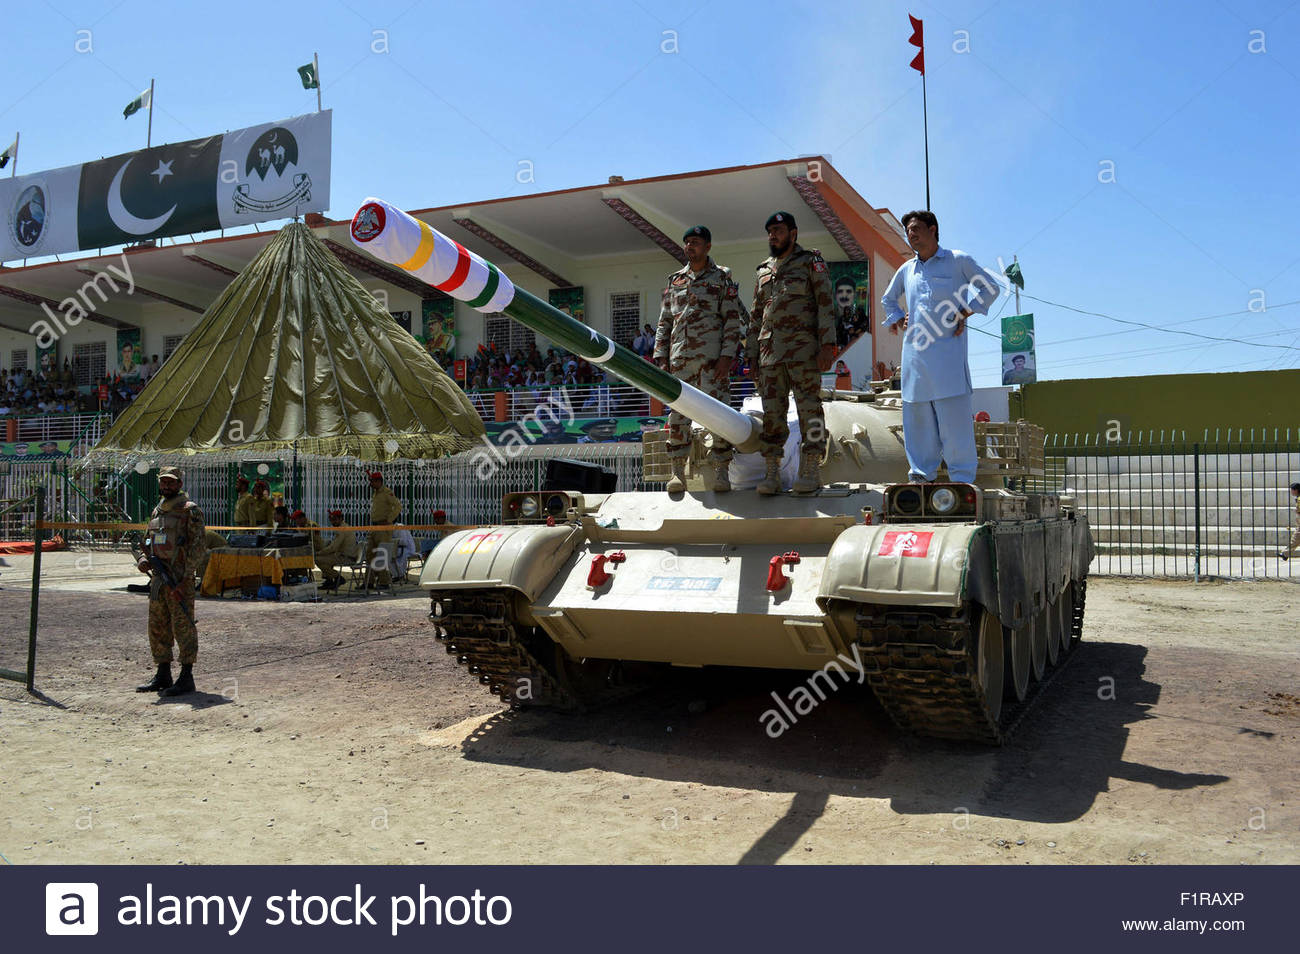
top-left (908, 14), bottom-right (925, 74)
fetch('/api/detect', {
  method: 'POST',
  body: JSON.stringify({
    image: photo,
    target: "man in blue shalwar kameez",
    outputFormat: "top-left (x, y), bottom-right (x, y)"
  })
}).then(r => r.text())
top-left (881, 210), bottom-right (1002, 483)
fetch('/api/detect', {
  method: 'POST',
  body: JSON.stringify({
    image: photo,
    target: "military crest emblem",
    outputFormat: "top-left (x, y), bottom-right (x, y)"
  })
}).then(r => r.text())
top-left (233, 127), bottom-right (312, 216)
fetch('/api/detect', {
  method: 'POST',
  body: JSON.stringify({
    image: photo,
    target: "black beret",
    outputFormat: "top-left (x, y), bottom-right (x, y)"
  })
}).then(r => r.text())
top-left (683, 225), bottom-right (711, 242)
top-left (765, 211), bottom-right (796, 231)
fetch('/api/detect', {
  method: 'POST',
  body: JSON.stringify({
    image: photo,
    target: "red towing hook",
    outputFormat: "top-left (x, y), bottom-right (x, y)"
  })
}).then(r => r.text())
top-left (587, 551), bottom-right (627, 588)
top-left (766, 551), bottom-right (801, 592)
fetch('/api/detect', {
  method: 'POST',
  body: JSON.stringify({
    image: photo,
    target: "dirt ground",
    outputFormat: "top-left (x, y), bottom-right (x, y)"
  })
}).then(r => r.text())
top-left (1, 553), bottom-right (1297, 865)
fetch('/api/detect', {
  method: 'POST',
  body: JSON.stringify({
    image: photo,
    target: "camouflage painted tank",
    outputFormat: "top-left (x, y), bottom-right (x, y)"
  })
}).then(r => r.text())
top-left (350, 198), bottom-right (1094, 743)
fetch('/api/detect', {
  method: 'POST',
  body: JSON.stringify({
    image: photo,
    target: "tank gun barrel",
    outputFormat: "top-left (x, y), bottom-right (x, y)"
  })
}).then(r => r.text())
top-left (349, 197), bottom-right (759, 450)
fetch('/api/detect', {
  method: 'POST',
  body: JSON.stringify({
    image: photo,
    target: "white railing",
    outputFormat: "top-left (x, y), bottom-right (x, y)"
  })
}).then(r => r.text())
top-left (4, 413), bottom-right (111, 450)
top-left (465, 380), bottom-right (759, 423)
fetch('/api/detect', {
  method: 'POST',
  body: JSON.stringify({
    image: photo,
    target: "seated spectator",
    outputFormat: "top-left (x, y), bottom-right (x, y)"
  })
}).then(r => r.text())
top-left (391, 523), bottom-right (418, 583)
top-left (316, 510), bottom-right (359, 592)
top-left (291, 509), bottom-right (323, 552)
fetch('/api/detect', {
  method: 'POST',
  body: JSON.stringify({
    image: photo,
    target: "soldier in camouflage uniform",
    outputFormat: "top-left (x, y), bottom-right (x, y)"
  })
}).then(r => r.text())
top-left (134, 466), bottom-right (207, 696)
top-left (654, 225), bottom-right (744, 493)
top-left (750, 211), bottom-right (838, 494)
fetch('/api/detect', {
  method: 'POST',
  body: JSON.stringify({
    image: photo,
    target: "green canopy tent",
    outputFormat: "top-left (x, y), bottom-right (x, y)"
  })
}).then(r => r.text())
top-left (89, 222), bottom-right (484, 465)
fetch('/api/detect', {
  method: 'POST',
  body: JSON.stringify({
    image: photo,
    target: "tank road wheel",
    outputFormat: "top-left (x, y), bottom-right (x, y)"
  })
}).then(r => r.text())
top-left (1054, 591), bottom-right (1073, 658)
top-left (1045, 598), bottom-right (1062, 667)
top-left (1005, 623), bottom-right (1030, 702)
top-left (975, 609), bottom-right (1005, 724)
top-left (1030, 608), bottom-right (1049, 681)
top-left (1068, 580), bottom-right (1087, 647)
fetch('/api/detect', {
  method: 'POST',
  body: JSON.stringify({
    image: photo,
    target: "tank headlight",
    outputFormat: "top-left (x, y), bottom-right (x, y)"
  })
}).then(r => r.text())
top-left (894, 486), bottom-right (923, 515)
top-left (930, 487), bottom-right (958, 514)
top-left (520, 496), bottom-right (540, 517)
top-left (545, 494), bottom-right (567, 516)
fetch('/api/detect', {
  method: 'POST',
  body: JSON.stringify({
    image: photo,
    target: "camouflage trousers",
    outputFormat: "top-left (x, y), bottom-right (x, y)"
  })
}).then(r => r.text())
top-left (148, 575), bottom-right (197, 665)
top-left (757, 359), bottom-right (826, 459)
top-left (667, 358), bottom-right (733, 461)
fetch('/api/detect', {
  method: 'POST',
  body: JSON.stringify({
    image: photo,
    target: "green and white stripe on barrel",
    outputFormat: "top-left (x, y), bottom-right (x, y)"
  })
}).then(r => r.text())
top-left (350, 197), bottom-right (758, 450)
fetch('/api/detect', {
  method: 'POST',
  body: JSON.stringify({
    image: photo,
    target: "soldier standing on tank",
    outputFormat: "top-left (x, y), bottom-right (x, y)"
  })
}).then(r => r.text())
top-left (134, 466), bottom-right (206, 697)
top-left (881, 210), bottom-right (1002, 483)
top-left (365, 470), bottom-right (401, 589)
top-left (654, 225), bottom-right (744, 494)
top-left (750, 212), bottom-right (838, 495)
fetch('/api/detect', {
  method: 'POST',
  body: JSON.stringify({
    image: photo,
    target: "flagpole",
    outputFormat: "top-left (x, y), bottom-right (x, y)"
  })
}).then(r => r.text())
top-left (146, 78), bottom-right (155, 148)
top-left (314, 53), bottom-right (322, 111)
top-left (1013, 254), bottom-right (1020, 313)
top-left (9, 131), bottom-right (16, 178)
top-left (921, 72), bottom-right (930, 210)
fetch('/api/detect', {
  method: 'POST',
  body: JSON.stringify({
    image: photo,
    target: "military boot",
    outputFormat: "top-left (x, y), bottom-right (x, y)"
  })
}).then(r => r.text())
top-left (160, 664), bottom-right (195, 697)
top-left (792, 450), bottom-right (822, 494)
top-left (710, 458), bottom-right (732, 493)
top-left (756, 457), bottom-right (782, 496)
top-left (136, 663), bottom-right (172, 693)
top-left (666, 458), bottom-right (687, 494)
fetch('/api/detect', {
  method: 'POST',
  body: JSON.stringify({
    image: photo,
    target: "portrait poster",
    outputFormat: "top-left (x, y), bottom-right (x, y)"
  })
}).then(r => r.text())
top-left (37, 340), bottom-right (58, 375)
top-left (1001, 313), bottom-right (1037, 385)
top-left (827, 262), bottom-right (871, 343)
top-left (548, 286), bottom-right (585, 324)
top-left (420, 296), bottom-right (456, 359)
top-left (115, 328), bottom-right (142, 379)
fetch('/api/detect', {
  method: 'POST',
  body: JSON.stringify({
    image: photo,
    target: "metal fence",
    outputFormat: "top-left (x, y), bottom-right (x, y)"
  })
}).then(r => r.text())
top-left (1037, 429), bottom-right (1299, 580)
top-left (5, 424), bottom-right (1297, 582)
top-left (1, 443), bottom-right (649, 544)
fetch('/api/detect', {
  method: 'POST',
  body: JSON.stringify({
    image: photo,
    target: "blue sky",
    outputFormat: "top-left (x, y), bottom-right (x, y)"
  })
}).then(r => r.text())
top-left (2, 0), bottom-right (1297, 387)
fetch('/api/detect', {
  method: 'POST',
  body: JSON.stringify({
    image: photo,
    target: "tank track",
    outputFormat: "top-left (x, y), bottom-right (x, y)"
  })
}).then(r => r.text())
top-left (430, 589), bottom-right (637, 711)
top-left (854, 583), bottom-right (1087, 744)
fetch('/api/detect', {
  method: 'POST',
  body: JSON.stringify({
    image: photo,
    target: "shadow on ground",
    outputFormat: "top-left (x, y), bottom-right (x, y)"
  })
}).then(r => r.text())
top-left (455, 642), bottom-right (1231, 848)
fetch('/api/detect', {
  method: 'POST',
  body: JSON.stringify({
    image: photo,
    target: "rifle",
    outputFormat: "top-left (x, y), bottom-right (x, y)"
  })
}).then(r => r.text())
top-left (131, 536), bottom-right (196, 627)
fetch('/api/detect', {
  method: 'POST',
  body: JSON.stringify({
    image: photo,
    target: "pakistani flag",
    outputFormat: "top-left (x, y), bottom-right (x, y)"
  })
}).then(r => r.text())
top-left (1004, 261), bottom-right (1024, 290)
top-left (0, 137), bottom-right (15, 169)
top-left (123, 87), bottom-right (152, 119)
top-left (297, 62), bottom-right (319, 90)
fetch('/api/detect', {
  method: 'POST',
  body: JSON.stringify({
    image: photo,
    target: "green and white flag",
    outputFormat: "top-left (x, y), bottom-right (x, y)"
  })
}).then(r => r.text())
top-left (297, 62), bottom-right (319, 89)
top-left (1004, 261), bottom-right (1024, 290)
top-left (0, 137), bottom-right (15, 169)
top-left (123, 87), bottom-right (152, 119)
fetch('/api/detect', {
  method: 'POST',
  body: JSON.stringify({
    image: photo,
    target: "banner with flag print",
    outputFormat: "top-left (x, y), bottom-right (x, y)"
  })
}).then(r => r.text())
top-left (0, 111), bottom-right (331, 263)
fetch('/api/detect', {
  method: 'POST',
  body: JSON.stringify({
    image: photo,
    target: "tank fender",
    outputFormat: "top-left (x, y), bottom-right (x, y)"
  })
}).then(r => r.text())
top-left (419, 524), bottom-right (583, 600)
top-left (991, 522), bottom-right (1047, 629)
top-left (819, 523), bottom-right (989, 609)
top-left (1071, 514), bottom-right (1095, 579)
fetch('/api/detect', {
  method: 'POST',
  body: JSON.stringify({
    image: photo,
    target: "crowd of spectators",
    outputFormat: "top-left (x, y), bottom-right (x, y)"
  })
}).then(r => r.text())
top-left (453, 335), bottom-right (755, 395)
top-left (0, 363), bottom-right (93, 417)
top-left (0, 354), bottom-right (167, 419)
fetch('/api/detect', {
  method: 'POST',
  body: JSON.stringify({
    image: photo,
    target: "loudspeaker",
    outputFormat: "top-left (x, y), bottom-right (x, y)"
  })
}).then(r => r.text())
top-left (542, 458), bottom-right (617, 494)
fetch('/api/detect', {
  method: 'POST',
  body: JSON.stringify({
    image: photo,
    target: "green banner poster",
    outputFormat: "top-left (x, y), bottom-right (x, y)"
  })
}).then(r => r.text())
top-left (36, 340), bottom-right (58, 376)
top-left (827, 261), bottom-right (871, 346)
top-left (116, 328), bottom-right (143, 381)
top-left (1001, 313), bottom-right (1037, 385)
top-left (419, 297), bottom-right (456, 361)
top-left (548, 286), bottom-right (585, 324)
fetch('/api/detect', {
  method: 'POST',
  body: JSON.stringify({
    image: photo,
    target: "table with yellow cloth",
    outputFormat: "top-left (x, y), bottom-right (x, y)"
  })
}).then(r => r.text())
top-left (201, 545), bottom-right (316, 596)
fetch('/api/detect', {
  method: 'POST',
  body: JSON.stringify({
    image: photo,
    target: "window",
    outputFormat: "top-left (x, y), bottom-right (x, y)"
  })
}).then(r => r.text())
top-left (163, 335), bottom-right (185, 360)
top-left (610, 292), bottom-right (641, 349)
top-left (10, 349), bottom-right (27, 371)
top-left (484, 313), bottom-right (535, 355)
top-left (74, 342), bottom-right (106, 386)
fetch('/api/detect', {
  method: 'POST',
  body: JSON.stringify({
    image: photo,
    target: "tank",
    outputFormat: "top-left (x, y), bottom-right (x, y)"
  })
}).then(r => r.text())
top-left (349, 198), bottom-right (1094, 743)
